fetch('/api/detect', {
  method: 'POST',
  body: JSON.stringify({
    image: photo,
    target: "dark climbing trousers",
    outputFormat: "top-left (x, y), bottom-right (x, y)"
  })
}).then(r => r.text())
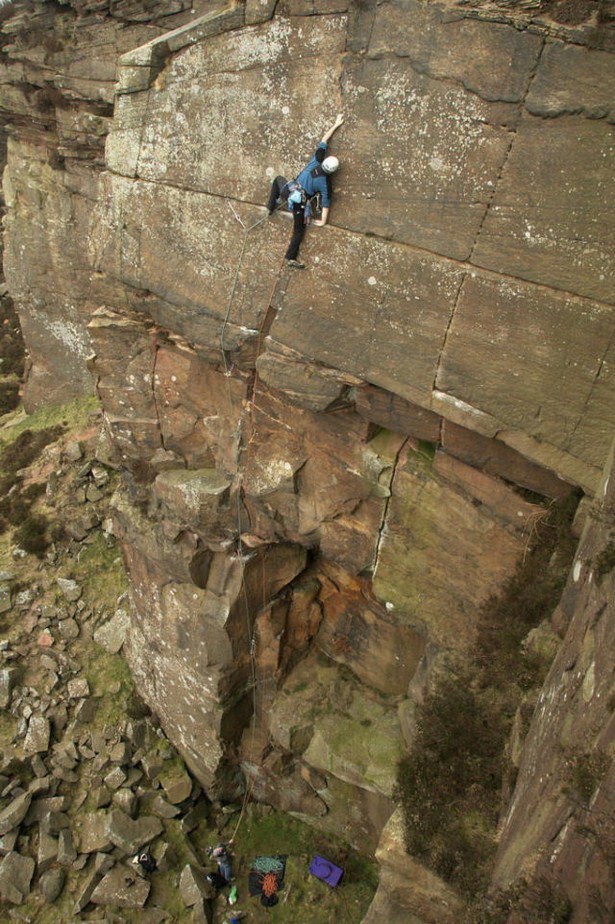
top-left (267, 175), bottom-right (306, 261)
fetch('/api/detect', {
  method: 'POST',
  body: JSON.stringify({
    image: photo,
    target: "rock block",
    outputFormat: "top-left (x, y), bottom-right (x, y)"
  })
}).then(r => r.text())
top-left (76, 812), bottom-right (114, 855)
top-left (373, 444), bottom-right (541, 649)
top-left (0, 792), bottom-right (32, 836)
top-left (368, 0), bottom-right (542, 103)
top-left (437, 272), bottom-right (615, 491)
top-left (267, 229), bottom-right (463, 406)
top-left (107, 809), bottom-right (163, 856)
top-left (90, 863), bottom-right (151, 907)
top-left (473, 113), bottom-right (615, 303)
top-left (23, 716), bottom-right (50, 754)
top-left (0, 851), bottom-right (35, 904)
top-left (179, 863), bottom-right (212, 907)
top-left (0, 668), bottom-right (17, 709)
top-left (39, 867), bottom-right (65, 902)
top-left (153, 469), bottom-right (232, 534)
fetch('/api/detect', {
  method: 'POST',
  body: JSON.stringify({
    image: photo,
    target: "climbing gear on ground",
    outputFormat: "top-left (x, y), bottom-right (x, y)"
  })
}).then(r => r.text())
top-left (322, 155), bottom-right (339, 174)
top-left (287, 259), bottom-right (305, 269)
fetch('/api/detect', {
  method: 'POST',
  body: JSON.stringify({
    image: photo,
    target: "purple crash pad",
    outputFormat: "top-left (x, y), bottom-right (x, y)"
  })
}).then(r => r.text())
top-left (309, 855), bottom-right (344, 887)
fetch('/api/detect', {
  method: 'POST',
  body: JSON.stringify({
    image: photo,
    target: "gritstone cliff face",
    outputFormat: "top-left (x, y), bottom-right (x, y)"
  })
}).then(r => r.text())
top-left (0, 0), bottom-right (613, 920)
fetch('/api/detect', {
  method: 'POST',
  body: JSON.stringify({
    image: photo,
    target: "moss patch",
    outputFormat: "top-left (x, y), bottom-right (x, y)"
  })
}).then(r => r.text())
top-left (396, 493), bottom-right (580, 902)
top-left (192, 806), bottom-right (378, 924)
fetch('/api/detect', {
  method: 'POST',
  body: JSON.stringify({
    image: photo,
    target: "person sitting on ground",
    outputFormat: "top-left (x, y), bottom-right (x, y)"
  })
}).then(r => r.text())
top-left (133, 851), bottom-right (157, 874)
top-left (266, 113), bottom-right (344, 269)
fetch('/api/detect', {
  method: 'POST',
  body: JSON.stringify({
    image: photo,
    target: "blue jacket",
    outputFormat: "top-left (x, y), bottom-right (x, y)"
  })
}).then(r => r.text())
top-left (294, 142), bottom-right (331, 207)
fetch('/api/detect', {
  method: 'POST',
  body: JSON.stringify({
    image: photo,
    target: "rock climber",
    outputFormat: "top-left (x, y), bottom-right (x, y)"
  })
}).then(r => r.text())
top-left (207, 838), bottom-right (234, 882)
top-left (266, 113), bottom-right (344, 268)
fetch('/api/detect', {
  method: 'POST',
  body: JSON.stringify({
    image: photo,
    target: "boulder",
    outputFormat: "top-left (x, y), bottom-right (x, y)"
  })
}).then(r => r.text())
top-left (112, 788), bottom-right (138, 817)
top-left (179, 863), bottom-right (212, 907)
top-left (76, 812), bottom-right (114, 854)
top-left (73, 853), bottom-right (115, 914)
top-left (57, 827), bottom-right (77, 866)
top-left (0, 668), bottom-right (17, 709)
top-left (90, 864), bottom-right (151, 908)
top-left (58, 618), bottom-right (80, 640)
top-left (104, 766), bottom-right (127, 790)
top-left (0, 584), bottom-right (11, 614)
top-left (0, 792), bottom-right (32, 836)
top-left (62, 441), bottom-right (84, 462)
top-left (159, 767), bottom-right (192, 805)
top-left (107, 809), bottom-right (163, 856)
top-left (0, 851), bottom-right (35, 904)
top-left (37, 829), bottom-right (58, 874)
top-left (361, 810), bottom-right (463, 924)
top-left (23, 716), bottom-right (51, 754)
top-left (56, 578), bottom-right (82, 602)
top-left (39, 867), bottom-right (66, 902)
top-left (93, 608), bottom-right (130, 653)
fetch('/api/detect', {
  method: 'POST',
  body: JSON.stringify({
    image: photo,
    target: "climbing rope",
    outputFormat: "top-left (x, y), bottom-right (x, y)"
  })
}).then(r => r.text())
top-left (218, 199), bottom-right (288, 842)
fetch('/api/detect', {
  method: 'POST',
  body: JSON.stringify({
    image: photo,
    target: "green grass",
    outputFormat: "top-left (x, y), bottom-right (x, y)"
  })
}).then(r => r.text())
top-left (69, 531), bottom-right (128, 613)
top-left (191, 807), bottom-right (378, 924)
top-left (0, 395), bottom-right (99, 444)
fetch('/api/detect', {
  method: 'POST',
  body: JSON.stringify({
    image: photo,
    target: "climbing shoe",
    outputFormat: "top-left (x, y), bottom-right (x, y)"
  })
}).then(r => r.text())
top-left (287, 259), bottom-right (305, 269)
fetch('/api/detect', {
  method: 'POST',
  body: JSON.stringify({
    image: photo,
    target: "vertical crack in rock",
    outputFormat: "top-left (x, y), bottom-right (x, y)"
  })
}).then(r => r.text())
top-left (469, 36), bottom-right (547, 261)
top-left (372, 436), bottom-right (409, 576)
top-left (150, 337), bottom-right (166, 452)
top-left (432, 271), bottom-right (467, 394)
top-left (567, 325), bottom-right (615, 447)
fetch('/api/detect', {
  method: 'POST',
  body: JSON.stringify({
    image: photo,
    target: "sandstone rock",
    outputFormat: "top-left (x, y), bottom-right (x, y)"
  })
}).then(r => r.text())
top-left (86, 483), bottom-right (103, 502)
top-left (179, 863), bottom-right (212, 907)
top-left (0, 851), bottom-right (35, 904)
top-left (0, 791), bottom-right (31, 835)
top-left (39, 867), bottom-right (65, 902)
top-left (0, 830), bottom-right (19, 856)
top-left (372, 444), bottom-right (540, 650)
top-left (74, 698), bottom-right (98, 724)
top-left (57, 827), bottom-right (77, 866)
top-left (152, 468), bottom-right (232, 535)
top-left (0, 668), bottom-right (17, 709)
top-left (90, 863), bottom-right (151, 908)
top-left (104, 766), bottom-right (127, 790)
top-left (76, 812), bottom-right (114, 854)
top-left (31, 756), bottom-right (49, 782)
top-left (93, 786), bottom-right (112, 809)
top-left (112, 788), bottom-right (138, 818)
top-left (25, 796), bottom-right (70, 825)
top-left (23, 716), bottom-right (50, 754)
top-left (159, 767), bottom-right (192, 805)
top-left (63, 441), bottom-right (84, 462)
top-left (144, 793), bottom-right (180, 819)
top-left (361, 809), bottom-right (463, 924)
top-left (0, 584), bottom-right (11, 614)
top-left (37, 829), bottom-right (58, 873)
top-left (41, 810), bottom-right (70, 835)
top-left (56, 578), bottom-right (82, 602)
top-left (93, 608), bottom-right (130, 654)
top-left (58, 617), bottom-right (80, 640)
top-left (74, 854), bottom-right (115, 914)
top-left (106, 809), bottom-right (163, 856)
top-left (67, 677), bottom-right (90, 699)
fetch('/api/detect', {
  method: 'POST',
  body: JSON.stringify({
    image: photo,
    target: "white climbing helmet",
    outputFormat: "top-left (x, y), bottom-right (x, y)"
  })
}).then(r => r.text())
top-left (322, 156), bottom-right (339, 174)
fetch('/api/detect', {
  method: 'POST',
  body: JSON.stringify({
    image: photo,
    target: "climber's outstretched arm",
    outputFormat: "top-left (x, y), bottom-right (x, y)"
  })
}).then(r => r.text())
top-left (320, 113), bottom-right (344, 146)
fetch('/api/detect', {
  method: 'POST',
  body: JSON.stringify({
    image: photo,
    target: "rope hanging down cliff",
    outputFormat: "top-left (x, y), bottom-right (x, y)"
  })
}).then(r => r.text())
top-left (218, 201), bottom-right (287, 841)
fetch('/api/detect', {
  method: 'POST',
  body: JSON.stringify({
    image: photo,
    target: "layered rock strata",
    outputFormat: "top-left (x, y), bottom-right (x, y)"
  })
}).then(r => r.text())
top-left (0, 0), bottom-right (614, 920)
